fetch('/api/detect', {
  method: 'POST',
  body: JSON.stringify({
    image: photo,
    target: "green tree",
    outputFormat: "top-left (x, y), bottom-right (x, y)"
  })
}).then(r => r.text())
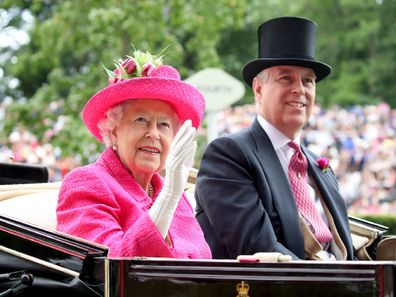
top-left (1, 0), bottom-right (248, 162)
top-left (290, 0), bottom-right (396, 107)
top-left (1, 0), bottom-right (395, 165)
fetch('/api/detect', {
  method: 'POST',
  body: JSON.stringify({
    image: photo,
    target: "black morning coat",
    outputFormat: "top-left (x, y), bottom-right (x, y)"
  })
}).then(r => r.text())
top-left (195, 119), bottom-right (354, 260)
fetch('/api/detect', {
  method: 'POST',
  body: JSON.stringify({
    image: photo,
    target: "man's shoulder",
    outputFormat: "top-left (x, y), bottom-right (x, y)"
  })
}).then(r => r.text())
top-left (203, 127), bottom-right (258, 164)
top-left (214, 126), bottom-right (254, 144)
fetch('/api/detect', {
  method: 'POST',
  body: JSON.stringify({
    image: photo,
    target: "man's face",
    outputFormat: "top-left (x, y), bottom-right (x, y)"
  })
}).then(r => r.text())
top-left (253, 65), bottom-right (316, 139)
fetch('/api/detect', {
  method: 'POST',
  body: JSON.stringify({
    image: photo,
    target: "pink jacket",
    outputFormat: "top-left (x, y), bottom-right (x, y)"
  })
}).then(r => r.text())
top-left (57, 148), bottom-right (211, 259)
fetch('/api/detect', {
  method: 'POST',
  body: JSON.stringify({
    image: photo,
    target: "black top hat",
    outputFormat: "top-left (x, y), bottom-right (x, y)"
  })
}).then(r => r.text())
top-left (242, 16), bottom-right (332, 87)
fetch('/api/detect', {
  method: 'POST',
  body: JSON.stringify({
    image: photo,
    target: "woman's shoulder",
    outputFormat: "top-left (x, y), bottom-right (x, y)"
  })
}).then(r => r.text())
top-left (63, 162), bottom-right (100, 180)
top-left (60, 161), bottom-right (112, 192)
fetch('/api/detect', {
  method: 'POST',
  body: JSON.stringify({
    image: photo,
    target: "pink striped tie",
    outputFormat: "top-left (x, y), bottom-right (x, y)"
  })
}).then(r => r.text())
top-left (288, 141), bottom-right (332, 243)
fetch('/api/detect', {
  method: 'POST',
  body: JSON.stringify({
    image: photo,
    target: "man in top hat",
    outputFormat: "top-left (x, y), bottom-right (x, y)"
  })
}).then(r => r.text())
top-left (195, 16), bottom-right (354, 260)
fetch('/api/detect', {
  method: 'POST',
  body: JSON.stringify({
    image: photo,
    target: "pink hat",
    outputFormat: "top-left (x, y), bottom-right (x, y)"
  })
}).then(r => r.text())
top-left (82, 50), bottom-right (205, 143)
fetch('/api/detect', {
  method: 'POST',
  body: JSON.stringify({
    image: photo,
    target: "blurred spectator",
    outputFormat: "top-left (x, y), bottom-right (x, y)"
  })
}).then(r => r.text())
top-left (214, 102), bottom-right (396, 215)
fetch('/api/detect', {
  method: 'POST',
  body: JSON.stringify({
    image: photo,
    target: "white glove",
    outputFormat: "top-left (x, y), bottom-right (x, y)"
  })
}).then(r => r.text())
top-left (148, 120), bottom-right (197, 238)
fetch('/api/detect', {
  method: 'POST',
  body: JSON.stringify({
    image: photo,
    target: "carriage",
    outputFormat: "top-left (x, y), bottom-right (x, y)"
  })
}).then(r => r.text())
top-left (0, 162), bottom-right (395, 297)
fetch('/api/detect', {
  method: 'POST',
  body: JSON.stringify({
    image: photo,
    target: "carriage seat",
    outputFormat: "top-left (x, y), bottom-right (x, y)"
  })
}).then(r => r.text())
top-left (0, 182), bottom-right (60, 230)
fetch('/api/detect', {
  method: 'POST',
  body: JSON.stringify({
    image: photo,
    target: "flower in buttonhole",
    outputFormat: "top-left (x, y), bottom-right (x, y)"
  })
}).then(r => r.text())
top-left (101, 46), bottom-right (168, 85)
top-left (316, 157), bottom-right (330, 172)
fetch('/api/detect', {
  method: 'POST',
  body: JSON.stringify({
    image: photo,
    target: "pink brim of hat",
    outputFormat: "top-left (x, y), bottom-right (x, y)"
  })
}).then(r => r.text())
top-left (82, 73), bottom-right (205, 143)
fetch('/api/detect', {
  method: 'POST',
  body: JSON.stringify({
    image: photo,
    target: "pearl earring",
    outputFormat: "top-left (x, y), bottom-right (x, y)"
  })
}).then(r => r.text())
top-left (112, 144), bottom-right (117, 151)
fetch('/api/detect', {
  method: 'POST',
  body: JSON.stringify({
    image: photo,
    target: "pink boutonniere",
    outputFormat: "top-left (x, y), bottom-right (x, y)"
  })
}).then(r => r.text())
top-left (317, 157), bottom-right (330, 172)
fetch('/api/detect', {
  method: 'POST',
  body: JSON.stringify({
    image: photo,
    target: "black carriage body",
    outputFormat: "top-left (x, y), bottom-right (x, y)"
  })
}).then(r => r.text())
top-left (106, 257), bottom-right (396, 297)
top-left (1, 210), bottom-right (396, 297)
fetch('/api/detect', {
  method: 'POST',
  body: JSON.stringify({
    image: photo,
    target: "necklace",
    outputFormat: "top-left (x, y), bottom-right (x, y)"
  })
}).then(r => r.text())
top-left (148, 182), bottom-right (155, 197)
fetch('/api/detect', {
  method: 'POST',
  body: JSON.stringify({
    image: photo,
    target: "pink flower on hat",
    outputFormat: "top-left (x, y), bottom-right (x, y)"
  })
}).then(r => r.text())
top-left (108, 68), bottom-right (127, 84)
top-left (141, 63), bottom-right (156, 77)
top-left (122, 57), bottom-right (137, 74)
top-left (108, 76), bottom-right (127, 84)
top-left (108, 77), bottom-right (118, 84)
top-left (316, 157), bottom-right (330, 172)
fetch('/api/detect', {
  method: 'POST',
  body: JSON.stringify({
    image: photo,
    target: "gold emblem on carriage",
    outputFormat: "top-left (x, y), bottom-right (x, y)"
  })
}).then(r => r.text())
top-left (236, 281), bottom-right (250, 297)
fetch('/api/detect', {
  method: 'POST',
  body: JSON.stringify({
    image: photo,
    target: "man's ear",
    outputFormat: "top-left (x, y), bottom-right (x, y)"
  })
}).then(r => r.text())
top-left (252, 77), bottom-right (263, 104)
top-left (252, 76), bottom-right (260, 90)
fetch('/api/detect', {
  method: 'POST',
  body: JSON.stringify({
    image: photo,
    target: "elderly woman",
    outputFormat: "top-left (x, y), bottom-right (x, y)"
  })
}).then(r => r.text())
top-left (56, 49), bottom-right (211, 259)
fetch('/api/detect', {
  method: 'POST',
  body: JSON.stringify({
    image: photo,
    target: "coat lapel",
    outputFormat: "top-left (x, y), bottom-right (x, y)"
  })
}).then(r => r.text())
top-left (249, 120), bottom-right (305, 258)
top-left (303, 148), bottom-right (354, 258)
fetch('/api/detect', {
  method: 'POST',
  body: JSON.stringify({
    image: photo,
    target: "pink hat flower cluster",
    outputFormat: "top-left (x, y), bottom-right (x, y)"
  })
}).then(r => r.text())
top-left (102, 49), bottom-right (165, 85)
top-left (82, 46), bottom-right (205, 142)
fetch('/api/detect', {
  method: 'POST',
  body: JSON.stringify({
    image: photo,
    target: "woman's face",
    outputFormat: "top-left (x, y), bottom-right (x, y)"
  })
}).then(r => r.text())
top-left (112, 99), bottom-right (178, 177)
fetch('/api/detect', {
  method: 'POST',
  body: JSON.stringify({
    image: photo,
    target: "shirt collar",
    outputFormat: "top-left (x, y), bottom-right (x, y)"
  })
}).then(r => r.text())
top-left (256, 114), bottom-right (301, 151)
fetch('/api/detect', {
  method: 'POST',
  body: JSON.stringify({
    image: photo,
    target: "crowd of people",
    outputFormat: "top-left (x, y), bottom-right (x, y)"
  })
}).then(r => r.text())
top-left (214, 102), bottom-right (396, 215)
top-left (1, 101), bottom-right (395, 216)
top-left (0, 99), bottom-right (80, 182)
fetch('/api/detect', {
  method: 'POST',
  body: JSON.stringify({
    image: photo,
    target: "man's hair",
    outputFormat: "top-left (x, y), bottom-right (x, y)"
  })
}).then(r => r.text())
top-left (256, 68), bottom-right (270, 83)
